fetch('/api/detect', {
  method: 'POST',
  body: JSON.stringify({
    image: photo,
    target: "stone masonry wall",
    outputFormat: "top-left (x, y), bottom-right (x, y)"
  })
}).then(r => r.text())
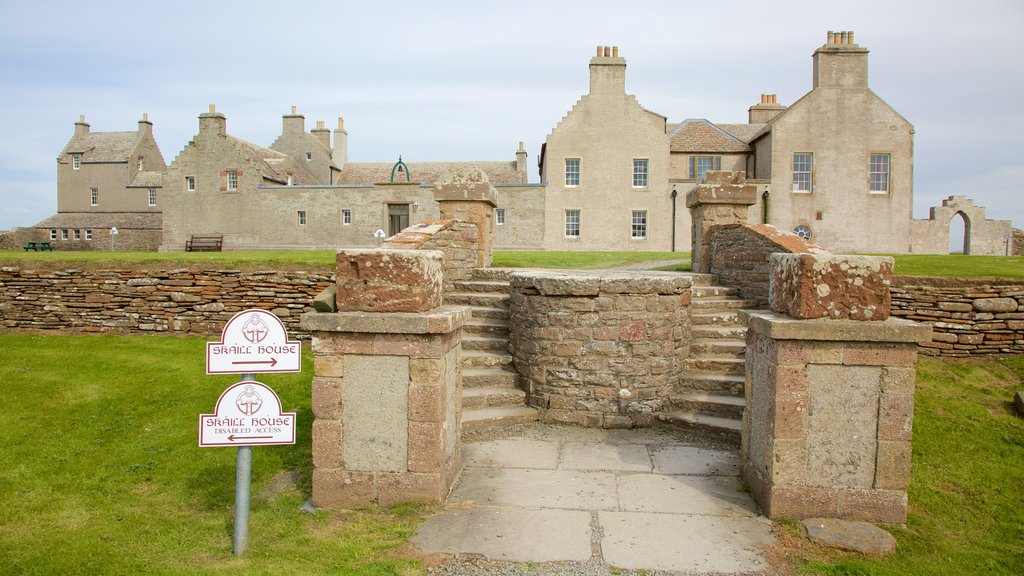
top-left (0, 266), bottom-right (333, 338)
top-left (890, 277), bottom-right (1024, 356)
top-left (382, 220), bottom-right (481, 293)
top-left (509, 270), bottom-right (691, 428)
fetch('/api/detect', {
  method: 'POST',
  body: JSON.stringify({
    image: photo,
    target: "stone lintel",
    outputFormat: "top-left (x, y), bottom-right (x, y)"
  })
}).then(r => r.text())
top-left (433, 182), bottom-right (497, 207)
top-left (742, 310), bottom-right (932, 344)
top-left (684, 179), bottom-right (757, 208)
top-left (300, 306), bottom-right (465, 335)
top-left (510, 270), bottom-right (692, 296)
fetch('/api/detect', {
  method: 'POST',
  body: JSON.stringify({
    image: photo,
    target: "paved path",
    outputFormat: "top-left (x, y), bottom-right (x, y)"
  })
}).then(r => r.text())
top-left (412, 425), bottom-right (774, 574)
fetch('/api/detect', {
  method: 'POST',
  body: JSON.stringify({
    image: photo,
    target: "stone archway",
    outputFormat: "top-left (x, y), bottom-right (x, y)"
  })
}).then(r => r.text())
top-left (949, 210), bottom-right (971, 254)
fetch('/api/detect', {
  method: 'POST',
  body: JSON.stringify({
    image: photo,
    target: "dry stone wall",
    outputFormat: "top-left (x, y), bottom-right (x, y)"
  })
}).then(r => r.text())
top-left (890, 277), bottom-right (1024, 356)
top-left (0, 266), bottom-right (333, 338)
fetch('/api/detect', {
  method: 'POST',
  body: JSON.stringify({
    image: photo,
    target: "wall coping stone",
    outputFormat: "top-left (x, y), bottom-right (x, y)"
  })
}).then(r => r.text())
top-left (300, 306), bottom-right (465, 334)
top-left (742, 310), bottom-right (932, 344)
top-left (509, 270), bottom-right (692, 296)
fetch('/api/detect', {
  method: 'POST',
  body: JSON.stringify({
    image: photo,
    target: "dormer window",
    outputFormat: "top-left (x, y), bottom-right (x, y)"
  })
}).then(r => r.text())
top-left (72, 155), bottom-right (81, 170)
top-left (305, 152), bottom-right (312, 161)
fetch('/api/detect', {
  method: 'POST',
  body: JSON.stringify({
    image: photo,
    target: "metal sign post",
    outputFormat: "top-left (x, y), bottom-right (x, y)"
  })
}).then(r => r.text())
top-left (109, 226), bottom-right (118, 251)
top-left (200, 309), bottom-right (300, 556)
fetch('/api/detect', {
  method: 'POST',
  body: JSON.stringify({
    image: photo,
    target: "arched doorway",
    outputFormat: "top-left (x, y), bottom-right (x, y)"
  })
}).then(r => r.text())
top-left (948, 211), bottom-right (971, 254)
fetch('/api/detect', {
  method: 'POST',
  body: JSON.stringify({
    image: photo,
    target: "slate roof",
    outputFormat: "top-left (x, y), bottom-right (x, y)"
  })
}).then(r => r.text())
top-left (337, 161), bottom-right (521, 185)
top-left (226, 136), bottom-right (318, 185)
top-left (669, 120), bottom-right (752, 153)
top-left (63, 132), bottom-right (138, 162)
top-left (32, 212), bottom-right (163, 230)
top-left (128, 170), bottom-right (163, 188)
top-left (717, 123), bottom-right (771, 144)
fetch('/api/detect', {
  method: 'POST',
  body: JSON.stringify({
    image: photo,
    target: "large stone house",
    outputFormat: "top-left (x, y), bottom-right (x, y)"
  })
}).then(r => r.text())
top-left (28, 31), bottom-right (1016, 254)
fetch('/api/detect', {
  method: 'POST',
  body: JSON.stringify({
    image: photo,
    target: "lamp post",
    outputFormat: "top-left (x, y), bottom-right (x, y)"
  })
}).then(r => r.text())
top-left (762, 186), bottom-right (770, 224)
top-left (110, 227), bottom-right (119, 251)
top-left (670, 185), bottom-right (678, 252)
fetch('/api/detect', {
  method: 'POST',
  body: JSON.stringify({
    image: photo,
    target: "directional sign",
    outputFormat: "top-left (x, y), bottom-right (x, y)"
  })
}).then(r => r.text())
top-left (199, 381), bottom-right (296, 447)
top-left (206, 309), bottom-right (301, 374)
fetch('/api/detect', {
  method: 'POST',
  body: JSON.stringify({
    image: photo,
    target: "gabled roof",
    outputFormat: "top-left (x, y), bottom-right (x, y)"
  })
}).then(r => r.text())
top-left (64, 132), bottom-right (138, 162)
top-left (225, 136), bottom-right (318, 185)
top-left (668, 119), bottom-right (751, 153)
top-left (32, 212), bottom-right (162, 229)
top-left (717, 123), bottom-right (771, 144)
top-left (128, 170), bottom-right (163, 188)
top-left (337, 161), bottom-right (520, 185)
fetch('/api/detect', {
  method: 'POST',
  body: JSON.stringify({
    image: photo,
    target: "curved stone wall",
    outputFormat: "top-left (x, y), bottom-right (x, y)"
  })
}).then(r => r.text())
top-left (509, 270), bottom-right (692, 428)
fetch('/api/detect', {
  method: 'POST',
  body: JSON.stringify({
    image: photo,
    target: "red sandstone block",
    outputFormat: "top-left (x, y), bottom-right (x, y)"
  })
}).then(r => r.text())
top-left (774, 393), bottom-right (809, 439)
top-left (335, 249), bottom-right (443, 313)
top-left (875, 440), bottom-right (912, 490)
top-left (837, 488), bottom-right (908, 524)
top-left (843, 343), bottom-right (917, 367)
top-left (770, 254), bottom-right (893, 320)
top-left (619, 321), bottom-right (645, 342)
top-left (312, 469), bottom-right (376, 509)
top-left (311, 376), bottom-right (344, 419)
top-left (377, 472), bottom-right (445, 505)
top-left (312, 420), bottom-right (344, 469)
top-left (408, 422), bottom-right (445, 473)
top-left (878, 393), bottom-right (915, 442)
top-left (775, 365), bottom-right (807, 393)
top-left (409, 383), bottom-right (445, 423)
top-left (767, 486), bottom-right (839, 520)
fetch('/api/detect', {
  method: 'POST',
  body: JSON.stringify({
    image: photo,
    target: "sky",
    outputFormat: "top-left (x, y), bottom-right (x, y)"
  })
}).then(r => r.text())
top-left (1, 0), bottom-right (1021, 240)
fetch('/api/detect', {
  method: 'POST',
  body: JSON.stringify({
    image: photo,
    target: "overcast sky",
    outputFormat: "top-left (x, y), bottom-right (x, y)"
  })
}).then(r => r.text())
top-left (1, 0), bottom-right (1021, 239)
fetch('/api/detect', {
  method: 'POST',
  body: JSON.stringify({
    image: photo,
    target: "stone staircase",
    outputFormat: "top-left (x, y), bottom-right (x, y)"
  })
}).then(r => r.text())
top-left (658, 275), bottom-right (756, 442)
top-left (446, 268), bottom-right (538, 433)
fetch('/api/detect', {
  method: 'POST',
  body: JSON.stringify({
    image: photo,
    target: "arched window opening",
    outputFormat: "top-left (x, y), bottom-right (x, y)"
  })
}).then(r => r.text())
top-left (948, 211), bottom-right (971, 254)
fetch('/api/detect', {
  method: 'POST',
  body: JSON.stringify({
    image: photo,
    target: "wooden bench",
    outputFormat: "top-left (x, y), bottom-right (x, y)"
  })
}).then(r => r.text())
top-left (185, 236), bottom-right (223, 252)
top-left (23, 242), bottom-right (54, 252)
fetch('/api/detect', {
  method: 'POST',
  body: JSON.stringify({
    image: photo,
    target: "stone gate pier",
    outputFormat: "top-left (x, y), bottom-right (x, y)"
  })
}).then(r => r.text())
top-left (741, 253), bottom-right (931, 523)
top-left (300, 249), bottom-right (464, 508)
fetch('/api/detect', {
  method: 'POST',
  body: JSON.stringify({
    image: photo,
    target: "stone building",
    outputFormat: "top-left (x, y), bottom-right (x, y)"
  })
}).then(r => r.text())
top-left (32, 114), bottom-right (166, 250)
top-left (32, 31), bottom-right (1018, 254)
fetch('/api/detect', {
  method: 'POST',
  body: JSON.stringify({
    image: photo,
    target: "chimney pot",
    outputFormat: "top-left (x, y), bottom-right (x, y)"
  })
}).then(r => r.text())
top-left (848, 31), bottom-right (855, 44)
top-left (142, 112), bottom-right (149, 122)
top-left (604, 46), bottom-right (610, 57)
top-left (612, 46), bottom-right (618, 57)
top-left (337, 116), bottom-right (344, 130)
top-left (827, 31), bottom-right (835, 44)
top-left (209, 104), bottom-right (216, 113)
top-left (840, 31), bottom-right (848, 45)
top-left (518, 141), bottom-right (525, 152)
top-left (316, 120), bottom-right (325, 130)
top-left (596, 46), bottom-right (602, 57)
top-left (772, 94), bottom-right (778, 104)
top-left (291, 105), bottom-right (297, 114)
top-left (79, 114), bottom-right (85, 123)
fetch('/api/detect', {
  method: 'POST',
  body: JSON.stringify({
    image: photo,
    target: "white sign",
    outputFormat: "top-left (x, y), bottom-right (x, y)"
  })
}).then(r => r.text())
top-left (199, 381), bottom-right (296, 447)
top-left (206, 309), bottom-right (301, 374)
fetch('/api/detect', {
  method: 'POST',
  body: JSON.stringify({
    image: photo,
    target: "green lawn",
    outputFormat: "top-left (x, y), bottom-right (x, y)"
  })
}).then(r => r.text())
top-left (884, 254), bottom-right (1024, 279)
top-left (792, 356), bottom-right (1024, 575)
top-left (0, 334), bottom-right (423, 576)
top-left (0, 249), bottom-right (338, 268)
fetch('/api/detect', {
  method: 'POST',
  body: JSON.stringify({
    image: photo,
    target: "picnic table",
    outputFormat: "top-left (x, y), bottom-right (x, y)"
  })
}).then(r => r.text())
top-left (23, 242), bottom-right (53, 252)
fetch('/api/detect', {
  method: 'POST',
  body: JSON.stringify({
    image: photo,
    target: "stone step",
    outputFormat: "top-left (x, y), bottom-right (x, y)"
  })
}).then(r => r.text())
top-left (462, 350), bottom-right (513, 368)
top-left (655, 411), bottom-right (741, 444)
top-left (451, 280), bottom-right (513, 294)
top-left (684, 273), bottom-right (718, 286)
top-left (461, 367), bottom-right (518, 387)
top-left (684, 356), bottom-right (746, 375)
top-left (692, 325), bottom-right (749, 340)
top-left (691, 298), bottom-right (757, 311)
top-left (673, 392), bottom-right (745, 418)
top-left (691, 285), bottom-right (739, 298)
top-left (462, 386), bottom-right (527, 409)
top-left (468, 307), bottom-right (510, 321)
top-left (462, 334), bottom-right (510, 351)
top-left (463, 320), bottom-right (510, 336)
top-left (462, 405), bottom-right (538, 432)
top-left (679, 373), bottom-right (745, 396)
top-left (690, 339), bottom-right (747, 356)
top-left (445, 292), bottom-right (510, 308)
top-left (690, 311), bottom-right (743, 327)
top-left (471, 268), bottom-right (518, 281)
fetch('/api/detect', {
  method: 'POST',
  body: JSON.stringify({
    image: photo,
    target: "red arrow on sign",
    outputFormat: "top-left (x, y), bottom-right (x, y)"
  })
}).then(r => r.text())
top-left (231, 358), bottom-right (278, 367)
top-left (228, 434), bottom-right (274, 442)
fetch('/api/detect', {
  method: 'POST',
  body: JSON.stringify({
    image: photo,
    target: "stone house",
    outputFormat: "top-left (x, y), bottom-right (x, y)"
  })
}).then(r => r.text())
top-left (32, 114), bottom-right (166, 250)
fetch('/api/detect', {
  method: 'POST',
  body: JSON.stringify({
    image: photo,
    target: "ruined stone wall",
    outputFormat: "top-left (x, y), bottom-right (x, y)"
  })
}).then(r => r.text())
top-left (707, 223), bottom-right (825, 308)
top-left (0, 266), bottom-right (333, 337)
top-left (381, 220), bottom-right (480, 292)
top-left (1013, 229), bottom-right (1024, 256)
top-left (890, 277), bottom-right (1024, 356)
top-left (509, 270), bottom-right (691, 428)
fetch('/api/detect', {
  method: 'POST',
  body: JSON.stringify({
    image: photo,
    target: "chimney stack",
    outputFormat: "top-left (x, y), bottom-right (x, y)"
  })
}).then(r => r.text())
top-left (138, 112), bottom-right (153, 136)
top-left (813, 30), bottom-right (868, 89)
top-left (749, 93), bottom-right (786, 124)
top-left (333, 116), bottom-right (348, 168)
top-left (311, 118), bottom-right (331, 149)
top-left (199, 104), bottom-right (226, 136)
top-left (74, 114), bottom-right (90, 138)
top-left (515, 141), bottom-right (528, 183)
top-left (283, 106), bottom-right (304, 135)
top-left (589, 44), bottom-right (626, 95)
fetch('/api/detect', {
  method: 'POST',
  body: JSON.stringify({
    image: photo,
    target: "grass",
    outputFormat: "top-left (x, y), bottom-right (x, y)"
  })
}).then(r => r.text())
top-left (878, 254), bottom-right (1024, 279)
top-left (0, 249), bottom-right (338, 268)
top-left (790, 355), bottom-right (1024, 575)
top-left (491, 250), bottom-right (689, 269)
top-left (0, 334), bottom-right (425, 576)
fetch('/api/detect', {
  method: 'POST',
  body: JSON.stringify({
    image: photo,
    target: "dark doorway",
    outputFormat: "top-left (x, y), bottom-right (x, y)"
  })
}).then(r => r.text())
top-left (389, 204), bottom-right (410, 236)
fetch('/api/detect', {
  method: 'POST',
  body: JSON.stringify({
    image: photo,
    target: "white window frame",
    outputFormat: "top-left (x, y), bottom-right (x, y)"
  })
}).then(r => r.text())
top-left (792, 153), bottom-right (813, 193)
top-left (305, 152), bottom-right (312, 161)
top-left (186, 176), bottom-right (196, 192)
top-left (49, 229), bottom-right (57, 240)
top-left (689, 155), bottom-right (721, 180)
top-left (565, 158), bottom-right (580, 187)
top-left (227, 171), bottom-right (238, 191)
top-left (73, 229), bottom-right (81, 240)
top-left (61, 229), bottom-right (69, 240)
top-left (90, 187), bottom-right (98, 206)
top-left (148, 189), bottom-right (157, 207)
top-left (564, 209), bottom-right (580, 238)
top-left (72, 155), bottom-right (81, 170)
top-left (496, 208), bottom-right (506, 225)
top-left (869, 153), bottom-right (891, 194)
top-left (85, 229), bottom-right (93, 240)
top-left (631, 210), bottom-right (648, 240)
top-left (632, 159), bottom-right (648, 188)
top-left (297, 210), bottom-right (306, 226)
top-left (342, 209), bottom-right (352, 225)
